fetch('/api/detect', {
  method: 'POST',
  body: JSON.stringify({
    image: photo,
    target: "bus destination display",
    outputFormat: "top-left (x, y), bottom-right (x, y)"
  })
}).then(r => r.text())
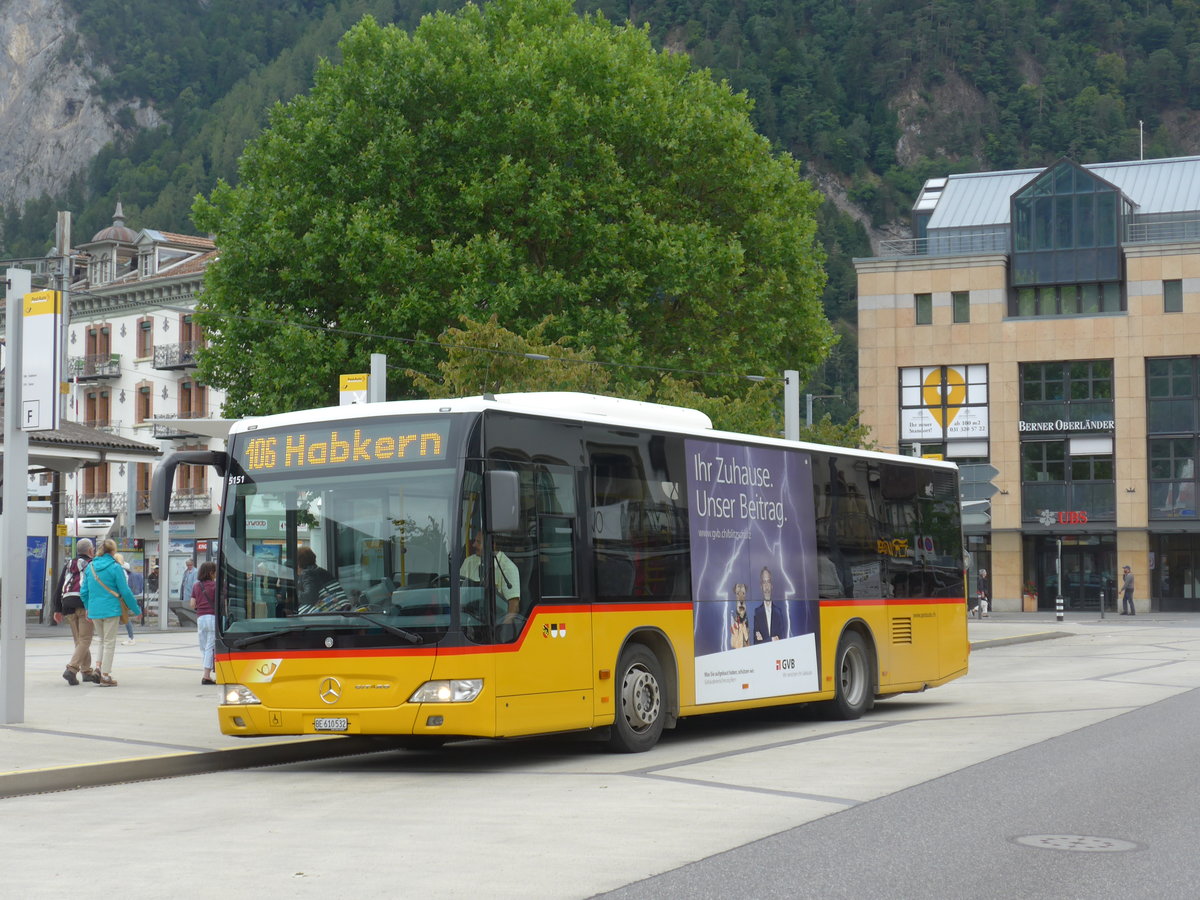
top-left (237, 418), bottom-right (450, 475)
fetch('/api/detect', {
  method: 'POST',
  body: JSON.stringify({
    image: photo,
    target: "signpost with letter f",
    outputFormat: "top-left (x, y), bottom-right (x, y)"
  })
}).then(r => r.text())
top-left (2, 270), bottom-right (35, 721)
top-left (2, 274), bottom-right (61, 721)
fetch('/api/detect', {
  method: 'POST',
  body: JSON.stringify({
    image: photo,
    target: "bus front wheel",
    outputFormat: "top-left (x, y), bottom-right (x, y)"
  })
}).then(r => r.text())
top-left (824, 630), bottom-right (874, 720)
top-left (609, 644), bottom-right (665, 753)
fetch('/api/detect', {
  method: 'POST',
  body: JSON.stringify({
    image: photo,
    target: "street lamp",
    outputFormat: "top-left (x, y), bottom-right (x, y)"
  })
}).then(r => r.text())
top-left (805, 392), bottom-right (840, 427)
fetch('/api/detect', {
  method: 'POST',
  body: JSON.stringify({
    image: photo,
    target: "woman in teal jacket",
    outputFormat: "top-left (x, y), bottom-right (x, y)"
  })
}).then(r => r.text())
top-left (81, 539), bottom-right (142, 687)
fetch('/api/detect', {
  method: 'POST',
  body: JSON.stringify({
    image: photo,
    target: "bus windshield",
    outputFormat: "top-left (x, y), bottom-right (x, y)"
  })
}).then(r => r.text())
top-left (220, 464), bottom-right (457, 646)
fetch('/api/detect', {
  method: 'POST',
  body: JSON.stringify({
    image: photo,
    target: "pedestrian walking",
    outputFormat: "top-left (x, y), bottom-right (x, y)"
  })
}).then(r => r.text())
top-left (81, 539), bottom-right (142, 687)
top-left (190, 561), bottom-right (218, 685)
top-left (1121, 564), bottom-right (1136, 615)
top-left (179, 558), bottom-right (198, 607)
top-left (52, 538), bottom-right (100, 685)
top-left (115, 553), bottom-right (137, 645)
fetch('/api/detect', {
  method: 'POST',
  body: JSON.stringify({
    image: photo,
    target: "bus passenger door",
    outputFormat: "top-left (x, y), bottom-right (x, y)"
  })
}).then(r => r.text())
top-left (494, 466), bottom-right (593, 736)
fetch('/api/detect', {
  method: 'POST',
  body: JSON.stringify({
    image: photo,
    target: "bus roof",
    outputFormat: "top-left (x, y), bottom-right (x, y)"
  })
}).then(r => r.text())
top-left (230, 392), bottom-right (958, 472)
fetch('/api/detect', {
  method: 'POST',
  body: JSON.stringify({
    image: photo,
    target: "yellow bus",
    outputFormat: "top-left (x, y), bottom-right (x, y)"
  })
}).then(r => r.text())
top-left (152, 392), bottom-right (968, 752)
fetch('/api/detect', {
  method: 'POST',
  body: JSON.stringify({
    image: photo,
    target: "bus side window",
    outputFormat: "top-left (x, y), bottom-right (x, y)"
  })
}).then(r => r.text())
top-left (539, 517), bottom-right (575, 599)
top-left (530, 466), bottom-right (577, 607)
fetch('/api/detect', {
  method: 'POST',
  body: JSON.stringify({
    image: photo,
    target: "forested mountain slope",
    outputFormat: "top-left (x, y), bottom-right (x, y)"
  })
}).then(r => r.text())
top-left (3, 0), bottom-right (1196, 411)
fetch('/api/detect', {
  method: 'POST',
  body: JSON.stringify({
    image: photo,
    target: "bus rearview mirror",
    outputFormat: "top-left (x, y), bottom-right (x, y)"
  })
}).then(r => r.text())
top-left (486, 470), bottom-right (520, 533)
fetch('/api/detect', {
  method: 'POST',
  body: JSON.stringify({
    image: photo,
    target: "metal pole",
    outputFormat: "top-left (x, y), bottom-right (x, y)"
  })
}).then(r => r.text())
top-left (784, 369), bottom-right (799, 441)
top-left (1099, 588), bottom-right (1105, 620)
top-left (369, 353), bottom-right (386, 403)
top-left (805, 393), bottom-right (813, 428)
top-left (2, 268), bottom-right (33, 723)
top-left (1055, 538), bottom-right (1064, 623)
top-left (160, 513), bottom-right (170, 631)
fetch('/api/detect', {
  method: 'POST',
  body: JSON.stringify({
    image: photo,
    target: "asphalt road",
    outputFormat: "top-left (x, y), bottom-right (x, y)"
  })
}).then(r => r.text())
top-left (5, 617), bottom-right (1199, 899)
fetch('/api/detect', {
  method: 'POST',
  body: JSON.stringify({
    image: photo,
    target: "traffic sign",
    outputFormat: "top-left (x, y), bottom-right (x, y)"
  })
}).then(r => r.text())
top-left (958, 463), bottom-right (1000, 501)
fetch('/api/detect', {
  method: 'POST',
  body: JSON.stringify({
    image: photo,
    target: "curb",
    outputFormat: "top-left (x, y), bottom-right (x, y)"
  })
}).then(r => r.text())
top-left (970, 630), bottom-right (1072, 651)
top-left (0, 735), bottom-right (388, 800)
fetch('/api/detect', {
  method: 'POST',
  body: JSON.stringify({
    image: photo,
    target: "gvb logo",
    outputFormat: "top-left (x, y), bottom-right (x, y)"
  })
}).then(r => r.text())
top-left (776, 658), bottom-right (795, 671)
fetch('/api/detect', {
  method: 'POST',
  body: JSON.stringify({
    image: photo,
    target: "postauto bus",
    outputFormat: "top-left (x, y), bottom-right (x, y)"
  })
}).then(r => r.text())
top-left (152, 393), bottom-right (968, 752)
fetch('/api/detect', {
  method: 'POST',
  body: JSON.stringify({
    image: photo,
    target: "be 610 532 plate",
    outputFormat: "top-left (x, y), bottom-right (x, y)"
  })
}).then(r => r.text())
top-left (313, 717), bottom-right (349, 732)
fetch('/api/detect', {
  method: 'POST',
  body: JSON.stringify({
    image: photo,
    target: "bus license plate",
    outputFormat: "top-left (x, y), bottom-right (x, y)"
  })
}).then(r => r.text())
top-left (314, 717), bottom-right (348, 732)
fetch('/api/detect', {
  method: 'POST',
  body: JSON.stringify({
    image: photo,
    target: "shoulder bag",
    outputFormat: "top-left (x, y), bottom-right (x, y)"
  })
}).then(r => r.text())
top-left (89, 564), bottom-right (134, 624)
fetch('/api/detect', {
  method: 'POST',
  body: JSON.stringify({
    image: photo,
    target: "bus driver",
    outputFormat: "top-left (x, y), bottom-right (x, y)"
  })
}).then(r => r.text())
top-left (460, 530), bottom-right (521, 622)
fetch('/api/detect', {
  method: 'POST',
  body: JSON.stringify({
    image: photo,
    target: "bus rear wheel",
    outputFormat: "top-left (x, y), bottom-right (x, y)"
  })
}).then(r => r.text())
top-left (824, 630), bottom-right (873, 720)
top-left (609, 644), bottom-right (665, 753)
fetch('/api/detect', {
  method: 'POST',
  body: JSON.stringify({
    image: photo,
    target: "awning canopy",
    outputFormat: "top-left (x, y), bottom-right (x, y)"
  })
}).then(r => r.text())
top-left (1, 420), bottom-right (162, 475)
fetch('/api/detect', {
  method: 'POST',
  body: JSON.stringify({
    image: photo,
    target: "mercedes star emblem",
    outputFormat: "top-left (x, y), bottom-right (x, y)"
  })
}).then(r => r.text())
top-left (319, 677), bottom-right (342, 704)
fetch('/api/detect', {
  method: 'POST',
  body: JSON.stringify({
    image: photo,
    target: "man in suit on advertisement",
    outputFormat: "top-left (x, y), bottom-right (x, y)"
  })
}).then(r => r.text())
top-left (754, 565), bottom-right (787, 643)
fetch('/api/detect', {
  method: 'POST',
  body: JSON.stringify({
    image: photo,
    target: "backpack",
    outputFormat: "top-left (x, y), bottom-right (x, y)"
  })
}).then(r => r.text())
top-left (55, 557), bottom-right (86, 613)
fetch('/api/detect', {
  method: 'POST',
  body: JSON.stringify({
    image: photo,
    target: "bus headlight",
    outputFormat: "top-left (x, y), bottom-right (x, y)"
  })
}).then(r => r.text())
top-left (222, 684), bottom-right (262, 705)
top-left (409, 679), bottom-right (483, 703)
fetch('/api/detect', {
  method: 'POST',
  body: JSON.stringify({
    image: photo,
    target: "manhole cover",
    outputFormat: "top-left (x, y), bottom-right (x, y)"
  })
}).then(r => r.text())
top-left (1014, 834), bottom-right (1141, 853)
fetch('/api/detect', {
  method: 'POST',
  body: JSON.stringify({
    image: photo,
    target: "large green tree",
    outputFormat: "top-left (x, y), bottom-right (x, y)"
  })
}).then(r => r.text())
top-left (193, 0), bottom-right (831, 431)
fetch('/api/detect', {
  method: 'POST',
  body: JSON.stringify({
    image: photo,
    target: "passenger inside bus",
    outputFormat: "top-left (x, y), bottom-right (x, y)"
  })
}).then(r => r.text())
top-left (297, 546), bottom-right (336, 608)
top-left (460, 529), bottom-right (521, 622)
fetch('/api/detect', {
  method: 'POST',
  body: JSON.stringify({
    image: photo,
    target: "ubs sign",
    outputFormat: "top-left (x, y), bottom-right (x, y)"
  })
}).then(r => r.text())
top-left (1038, 509), bottom-right (1089, 526)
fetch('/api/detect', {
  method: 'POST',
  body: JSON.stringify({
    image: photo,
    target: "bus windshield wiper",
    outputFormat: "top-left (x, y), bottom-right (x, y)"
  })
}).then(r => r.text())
top-left (227, 612), bottom-right (423, 648)
top-left (327, 610), bottom-right (423, 644)
top-left (227, 624), bottom-right (321, 649)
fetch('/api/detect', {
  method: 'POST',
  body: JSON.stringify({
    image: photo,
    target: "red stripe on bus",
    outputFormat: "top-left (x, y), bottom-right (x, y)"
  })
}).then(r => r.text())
top-left (216, 601), bottom-right (693, 661)
top-left (821, 596), bottom-right (966, 607)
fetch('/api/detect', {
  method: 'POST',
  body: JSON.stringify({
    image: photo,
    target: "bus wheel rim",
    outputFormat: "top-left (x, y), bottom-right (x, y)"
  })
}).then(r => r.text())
top-left (620, 664), bottom-right (660, 732)
top-left (840, 644), bottom-right (865, 705)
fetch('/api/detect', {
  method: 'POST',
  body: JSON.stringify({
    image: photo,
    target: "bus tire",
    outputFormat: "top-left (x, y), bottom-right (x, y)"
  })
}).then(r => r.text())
top-left (824, 630), bottom-right (873, 720)
top-left (608, 644), bottom-right (665, 753)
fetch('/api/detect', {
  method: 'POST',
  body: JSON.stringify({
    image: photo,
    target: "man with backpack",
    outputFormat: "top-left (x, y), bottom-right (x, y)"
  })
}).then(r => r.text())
top-left (52, 538), bottom-right (100, 685)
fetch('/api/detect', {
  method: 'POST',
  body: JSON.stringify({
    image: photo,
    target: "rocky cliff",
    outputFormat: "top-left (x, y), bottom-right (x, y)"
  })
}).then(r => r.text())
top-left (0, 0), bottom-right (157, 217)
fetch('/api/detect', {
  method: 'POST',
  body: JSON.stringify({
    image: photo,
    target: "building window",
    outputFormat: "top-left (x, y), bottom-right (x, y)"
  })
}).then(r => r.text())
top-left (1165, 279), bottom-right (1183, 313)
top-left (136, 464), bottom-right (152, 512)
top-left (1019, 360), bottom-right (1115, 522)
top-left (899, 365), bottom-right (990, 458)
top-left (84, 390), bottom-right (111, 428)
top-left (1020, 360), bottom-right (1113, 425)
top-left (1013, 282), bottom-right (1122, 317)
top-left (1021, 440), bottom-right (1115, 521)
top-left (915, 293), bottom-right (932, 325)
top-left (1147, 357), bottom-right (1196, 434)
top-left (952, 291), bottom-right (970, 323)
top-left (179, 381), bottom-right (208, 419)
top-left (135, 384), bottom-right (152, 424)
top-left (1150, 439), bottom-right (1196, 518)
top-left (1022, 441), bottom-right (1066, 482)
top-left (83, 464), bottom-right (111, 497)
top-left (136, 318), bottom-right (154, 357)
top-left (180, 313), bottom-right (202, 345)
top-left (1147, 357), bottom-right (1200, 520)
top-left (1010, 159), bottom-right (1126, 291)
top-left (86, 325), bottom-right (112, 359)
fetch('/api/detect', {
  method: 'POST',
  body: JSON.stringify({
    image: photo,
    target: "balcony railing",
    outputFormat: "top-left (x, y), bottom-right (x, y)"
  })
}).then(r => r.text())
top-left (83, 419), bottom-right (124, 435)
top-left (67, 493), bottom-right (128, 516)
top-left (1126, 215), bottom-right (1200, 244)
top-left (69, 354), bottom-right (121, 381)
top-left (168, 487), bottom-right (212, 514)
top-left (876, 230), bottom-right (1010, 258)
top-left (153, 341), bottom-right (203, 370)
top-left (151, 412), bottom-right (204, 440)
